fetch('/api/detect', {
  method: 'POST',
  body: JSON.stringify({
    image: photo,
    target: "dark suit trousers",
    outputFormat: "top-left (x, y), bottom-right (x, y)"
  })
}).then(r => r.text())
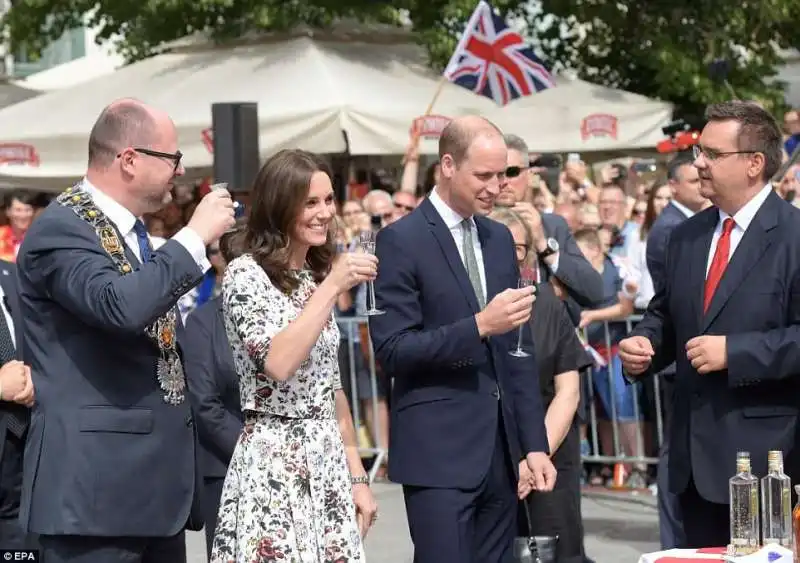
top-left (656, 377), bottom-right (686, 549)
top-left (0, 431), bottom-right (38, 551)
top-left (517, 426), bottom-right (584, 563)
top-left (403, 411), bottom-right (517, 563)
top-left (679, 477), bottom-right (729, 549)
top-left (658, 439), bottom-right (686, 549)
top-left (202, 477), bottom-right (226, 560)
top-left (39, 532), bottom-right (186, 563)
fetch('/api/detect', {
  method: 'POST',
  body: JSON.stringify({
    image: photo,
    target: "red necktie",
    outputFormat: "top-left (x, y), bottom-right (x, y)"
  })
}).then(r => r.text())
top-left (703, 217), bottom-right (735, 313)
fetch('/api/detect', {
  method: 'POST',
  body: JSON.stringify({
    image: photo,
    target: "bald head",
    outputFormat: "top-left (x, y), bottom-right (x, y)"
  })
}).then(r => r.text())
top-left (439, 115), bottom-right (503, 165)
top-left (88, 98), bottom-right (161, 169)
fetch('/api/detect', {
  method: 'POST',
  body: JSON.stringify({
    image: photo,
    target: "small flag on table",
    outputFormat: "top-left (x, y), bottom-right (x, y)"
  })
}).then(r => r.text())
top-left (637, 546), bottom-right (792, 563)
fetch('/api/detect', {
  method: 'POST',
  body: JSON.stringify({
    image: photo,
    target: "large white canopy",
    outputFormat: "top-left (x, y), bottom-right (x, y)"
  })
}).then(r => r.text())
top-left (0, 26), bottom-right (672, 187)
top-left (487, 74), bottom-right (673, 156)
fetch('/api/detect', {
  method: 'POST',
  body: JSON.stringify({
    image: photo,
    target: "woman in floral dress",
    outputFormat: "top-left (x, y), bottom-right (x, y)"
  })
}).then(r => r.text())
top-left (211, 149), bottom-right (379, 563)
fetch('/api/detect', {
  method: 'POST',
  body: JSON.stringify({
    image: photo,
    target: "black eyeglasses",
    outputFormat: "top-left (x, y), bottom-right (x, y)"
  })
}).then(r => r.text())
top-left (505, 165), bottom-right (530, 178)
top-left (117, 147), bottom-right (183, 172)
top-left (692, 145), bottom-right (757, 162)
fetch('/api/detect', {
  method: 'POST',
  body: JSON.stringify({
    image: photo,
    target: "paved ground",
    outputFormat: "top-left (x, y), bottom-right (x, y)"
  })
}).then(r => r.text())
top-left (187, 484), bottom-right (660, 562)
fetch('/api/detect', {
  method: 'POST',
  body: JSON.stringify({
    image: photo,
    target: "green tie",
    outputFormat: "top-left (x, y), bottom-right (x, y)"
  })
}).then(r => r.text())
top-left (461, 219), bottom-right (485, 308)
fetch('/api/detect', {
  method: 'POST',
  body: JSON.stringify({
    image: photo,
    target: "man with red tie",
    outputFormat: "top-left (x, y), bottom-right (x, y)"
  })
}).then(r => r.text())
top-left (620, 101), bottom-right (800, 549)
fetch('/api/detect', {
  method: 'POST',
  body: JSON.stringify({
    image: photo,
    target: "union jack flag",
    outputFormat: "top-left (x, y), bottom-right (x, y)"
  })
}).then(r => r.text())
top-left (443, 1), bottom-right (555, 106)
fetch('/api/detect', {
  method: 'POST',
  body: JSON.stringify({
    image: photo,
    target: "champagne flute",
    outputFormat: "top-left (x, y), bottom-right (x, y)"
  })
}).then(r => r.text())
top-left (509, 274), bottom-right (537, 357)
top-left (356, 230), bottom-right (385, 316)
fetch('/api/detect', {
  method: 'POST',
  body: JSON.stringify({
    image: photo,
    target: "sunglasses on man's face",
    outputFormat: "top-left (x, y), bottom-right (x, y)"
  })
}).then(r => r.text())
top-left (505, 165), bottom-right (530, 178)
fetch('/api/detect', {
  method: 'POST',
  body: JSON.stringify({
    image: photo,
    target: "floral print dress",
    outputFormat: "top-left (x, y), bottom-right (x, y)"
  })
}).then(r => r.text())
top-left (211, 254), bottom-right (365, 563)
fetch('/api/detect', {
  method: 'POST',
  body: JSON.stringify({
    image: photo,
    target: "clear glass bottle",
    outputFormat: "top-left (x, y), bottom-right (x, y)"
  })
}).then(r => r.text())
top-left (762, 450), bottom-right (792, 548)
top-left (730, 451), bottom-right (760, 555)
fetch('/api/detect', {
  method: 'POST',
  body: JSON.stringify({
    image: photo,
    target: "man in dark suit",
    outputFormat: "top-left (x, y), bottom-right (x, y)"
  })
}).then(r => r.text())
top-left (496, 134), bottom-right (603, 308)
top-left (182, 294), bottom-right (242, 560)
top-left (620, 101), bottom-right (799, 548)
top-left (16, 98), bottom-right (235, 562)
top-left (645, 151), bottom-right (709, 549)
top-left (369, 116), bottom-right (556, 562)
top-left (0, 259), bottom-right (36, 550)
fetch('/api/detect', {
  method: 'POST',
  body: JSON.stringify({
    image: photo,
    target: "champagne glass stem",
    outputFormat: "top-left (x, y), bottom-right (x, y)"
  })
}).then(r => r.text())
top-left (515, 325), bottom-right (524, 352)
top-left (368, 280), bottom-right (377, 311)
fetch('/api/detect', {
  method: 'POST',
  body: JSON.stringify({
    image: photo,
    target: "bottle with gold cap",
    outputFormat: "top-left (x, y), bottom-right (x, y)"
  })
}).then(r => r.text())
top-left (762, 450), bottom-right (792, 548)
top-left (730, 451), bottom-right (759, 555)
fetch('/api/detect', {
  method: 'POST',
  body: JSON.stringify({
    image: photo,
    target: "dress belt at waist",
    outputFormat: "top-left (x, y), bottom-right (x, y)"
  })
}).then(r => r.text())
top-left (243, 410), bottom-right (335, 424)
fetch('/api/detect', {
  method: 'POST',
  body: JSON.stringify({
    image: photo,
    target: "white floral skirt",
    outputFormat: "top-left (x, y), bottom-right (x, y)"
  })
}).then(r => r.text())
top-left (210, 415), bottom-right (365, 563)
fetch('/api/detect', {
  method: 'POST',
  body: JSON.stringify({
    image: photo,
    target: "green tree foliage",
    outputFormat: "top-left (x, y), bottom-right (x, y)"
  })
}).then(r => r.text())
top-left (532, 0), bottom-right (800, 116)
top-left (2, 0), bottom-right (400, 62)
top-left (4, 0), bottom-right (799, 115)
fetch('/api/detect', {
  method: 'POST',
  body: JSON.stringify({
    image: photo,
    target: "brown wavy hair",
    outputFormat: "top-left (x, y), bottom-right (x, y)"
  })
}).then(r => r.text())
top-left (233, 149), bottom-right (335, 294)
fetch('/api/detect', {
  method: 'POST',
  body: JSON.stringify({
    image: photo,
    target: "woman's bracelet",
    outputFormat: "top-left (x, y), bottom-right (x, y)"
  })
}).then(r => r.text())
top-left (351, 475), bottom-right (370, 486)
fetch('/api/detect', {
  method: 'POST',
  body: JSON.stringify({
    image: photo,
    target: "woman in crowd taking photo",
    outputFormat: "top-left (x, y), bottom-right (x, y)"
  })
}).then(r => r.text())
top-left (211, 149), bottom-right (378, 563)
top-left (489, 207), bottom-right (591, 563)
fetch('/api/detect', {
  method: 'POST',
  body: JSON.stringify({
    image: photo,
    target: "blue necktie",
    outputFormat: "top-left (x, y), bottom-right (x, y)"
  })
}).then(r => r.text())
top-left (133, 219), bottom-right (152, 263)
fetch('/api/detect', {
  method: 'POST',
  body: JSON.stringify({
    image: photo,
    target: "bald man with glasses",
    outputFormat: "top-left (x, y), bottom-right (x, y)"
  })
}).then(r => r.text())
top-left (17, 98), bottom-right (236, 563)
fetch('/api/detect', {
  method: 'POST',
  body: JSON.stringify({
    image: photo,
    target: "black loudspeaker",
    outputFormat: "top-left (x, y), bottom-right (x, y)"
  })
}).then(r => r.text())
top-left (211, 102), bottom-right (260, 193)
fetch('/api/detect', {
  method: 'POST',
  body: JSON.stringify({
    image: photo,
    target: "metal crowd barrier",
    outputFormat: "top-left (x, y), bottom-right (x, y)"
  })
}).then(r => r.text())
top-left (578, 315), bottom-right (665, 473)
top-left (337, 314), bottom-right (665, 487)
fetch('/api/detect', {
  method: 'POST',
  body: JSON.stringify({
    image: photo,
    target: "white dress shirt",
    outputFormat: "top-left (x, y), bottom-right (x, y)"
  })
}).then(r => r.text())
top-left (0, 281), bottom-right (14, 349)
top-left (625, 236), bottom-right (655, 308)
top-left (83, 179), bottom-right (210, 273)
top-left (428, 188), bottom-right (487, 303)
top-left (671, 199), bottom-right (696, 220)
top-left (706, 184), bottom-right (772, 276)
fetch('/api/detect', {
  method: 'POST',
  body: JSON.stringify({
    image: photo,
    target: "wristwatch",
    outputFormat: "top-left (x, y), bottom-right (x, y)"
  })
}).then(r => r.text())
top-left (537, 238), bottom-right (559, 259)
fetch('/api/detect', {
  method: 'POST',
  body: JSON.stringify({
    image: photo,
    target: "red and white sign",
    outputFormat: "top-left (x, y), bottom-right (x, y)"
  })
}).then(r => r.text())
top-left (580, 113), bottom-right (618, 141)
top-left (410, 115), bottom-right (452, 139)
top-left (0, 143), bottom-right (39, 166)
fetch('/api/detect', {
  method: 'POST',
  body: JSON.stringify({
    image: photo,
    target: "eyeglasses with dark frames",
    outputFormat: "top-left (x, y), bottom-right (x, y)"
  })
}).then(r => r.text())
top-left (692, 145), bottom-right (757, 162)
top-left (117, 147), bottom-right (183, 171)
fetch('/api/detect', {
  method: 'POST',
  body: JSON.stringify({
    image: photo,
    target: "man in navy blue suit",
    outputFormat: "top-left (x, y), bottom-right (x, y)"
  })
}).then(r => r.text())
top-left (621, 101), bottom-right (800, 549)
top-left (369, 115), bottom-right (556, 562)
top-left (182, 292), bottom-right (242, 560)
top-left (17, 98), bottom-right (236, 562)
top-left (646, 150), bottom-right (709, 549)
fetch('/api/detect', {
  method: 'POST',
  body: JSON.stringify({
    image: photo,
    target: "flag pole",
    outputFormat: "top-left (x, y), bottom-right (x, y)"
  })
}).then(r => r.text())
top-left (423, 76), bottom-right (448, 117)
top-left (410, 76), bottom-right (448, 149)
top-left (409, 1), bottom-right (486, 152)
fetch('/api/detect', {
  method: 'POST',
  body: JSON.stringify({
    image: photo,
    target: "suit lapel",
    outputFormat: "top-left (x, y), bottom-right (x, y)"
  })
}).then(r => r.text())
top-left (701, 193), bottom-right (780, 332)
top-left (420, 199), bottom-right (480, 313)
top-left (475, 216), bottom-right (503, 302)
top-left (688, 211), bottom-right (717, 329)
top-left (113, 224), bottom-right (141, 267)
top-left (0, 267), bottom-right (21, 357)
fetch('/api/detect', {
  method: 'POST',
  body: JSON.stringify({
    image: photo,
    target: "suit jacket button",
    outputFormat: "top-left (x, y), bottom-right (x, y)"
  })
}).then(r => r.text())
top-left (492, 389), bottom-right (500, 399)
top-left (185, 415), bottom-right (193, 427)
